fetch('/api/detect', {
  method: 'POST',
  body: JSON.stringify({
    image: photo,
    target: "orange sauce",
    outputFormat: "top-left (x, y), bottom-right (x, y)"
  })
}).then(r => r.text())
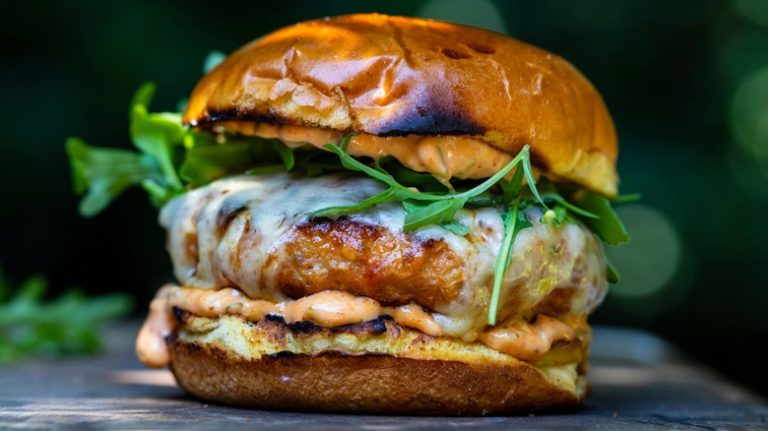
top-left (136, 285), bottom-right (576, 367)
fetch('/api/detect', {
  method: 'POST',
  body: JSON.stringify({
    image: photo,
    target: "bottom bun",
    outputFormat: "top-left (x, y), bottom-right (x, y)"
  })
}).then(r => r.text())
top-left (167, 312), bottom-right (589, 415)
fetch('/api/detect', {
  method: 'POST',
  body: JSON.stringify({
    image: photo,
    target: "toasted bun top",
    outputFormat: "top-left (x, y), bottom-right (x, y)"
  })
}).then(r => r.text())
top-left (184, 14), bottom-right (618, 195)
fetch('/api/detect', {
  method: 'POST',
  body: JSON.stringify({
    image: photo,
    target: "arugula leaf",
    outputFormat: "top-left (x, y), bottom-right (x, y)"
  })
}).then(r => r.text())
top-left (403, 198), bottom-right (467, 232)
top-left (613, 193), bottom-right (642, 203)
top-left (572, 190), bottom-right (630, 245)
top-left (606, 258), bottom-right (621, 283)
top-left (313, 187), bottom-right (401, 218)
top-left (322, 141), bottom-right (403, 189)
top-left (465, 191), bottom-right (501, 207)
top-left (500, 165), bottom-right (524, 204)
top-left (67, 80), bottom-right (635, 310)
top-left (69, 81), bottom-right (303, 214)
top-left (271, 140), bottom-right (295, 171)
top-left (551, 205), bottom-right (568, 227)
top-left (141, 178), bottom-right (180, 208)
top-left (129, 83), bottom-right (185, 189)
top-left (318, 143), bottom-right (535, 211)
top-left (66, 137), bottom-right (163, 217)
top-left (521, 150), bottom-right (546, 208)
top-left (0, 272), bottom-right (132, 362)
top-left (453, 147), bottom-right (533, 201)
top-left (540, 192), bottom-right (598, 219)
top-left (377, 157), bottom-right (449, 192)
top-left (441, 221), bottom-right (471, 236)
top-left (488, 199), bottom-right (532, 325)
top-left (180, 139), bottom-right (281, 185)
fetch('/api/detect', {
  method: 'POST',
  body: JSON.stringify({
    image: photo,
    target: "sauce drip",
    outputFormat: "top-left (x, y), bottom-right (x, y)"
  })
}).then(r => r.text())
top-left (478, 314), bottom-right (575, 361)
top-left (136, 285), bottom-right (577, 368)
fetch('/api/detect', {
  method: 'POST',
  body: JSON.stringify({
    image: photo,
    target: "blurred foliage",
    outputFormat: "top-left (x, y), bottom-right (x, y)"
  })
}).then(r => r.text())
top-left (0, 0), bottom-right (766, 393)
top-left (0, 271), bottom-right (132, 362)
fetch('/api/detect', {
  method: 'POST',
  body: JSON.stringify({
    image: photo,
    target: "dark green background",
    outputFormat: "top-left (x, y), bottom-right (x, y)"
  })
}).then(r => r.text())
top-left (2, 1), bottom-right (767, 395)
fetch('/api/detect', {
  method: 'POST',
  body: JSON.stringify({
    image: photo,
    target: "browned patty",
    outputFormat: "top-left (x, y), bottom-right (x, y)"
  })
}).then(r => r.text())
top-left (275, 218), bottom-right (465, 310)
top-left (162, 174), bottom-right (608, 327)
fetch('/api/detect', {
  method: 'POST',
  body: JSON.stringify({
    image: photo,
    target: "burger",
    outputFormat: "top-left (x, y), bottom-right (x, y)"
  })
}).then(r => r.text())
top-left (67, 14), bottom-right (629, 415)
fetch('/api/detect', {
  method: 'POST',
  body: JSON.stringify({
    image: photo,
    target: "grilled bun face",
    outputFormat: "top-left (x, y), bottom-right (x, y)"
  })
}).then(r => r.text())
top-left (169, 312), bottom-right (588, 415)
top-left (183, 14), bottom-right (618, 195)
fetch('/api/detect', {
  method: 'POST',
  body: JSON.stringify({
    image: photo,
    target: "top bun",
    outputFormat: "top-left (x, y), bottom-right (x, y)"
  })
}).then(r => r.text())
top-left (184, 14), bottom-right (618, 195)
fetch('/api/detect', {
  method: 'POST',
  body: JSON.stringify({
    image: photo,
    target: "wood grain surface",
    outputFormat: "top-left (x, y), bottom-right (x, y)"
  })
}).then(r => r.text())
top-left (0, 323), bottom-right (766, 430)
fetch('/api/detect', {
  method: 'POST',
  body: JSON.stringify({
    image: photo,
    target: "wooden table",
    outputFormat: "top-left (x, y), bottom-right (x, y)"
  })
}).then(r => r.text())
top-left (0, 323), bottom-right (766, 430)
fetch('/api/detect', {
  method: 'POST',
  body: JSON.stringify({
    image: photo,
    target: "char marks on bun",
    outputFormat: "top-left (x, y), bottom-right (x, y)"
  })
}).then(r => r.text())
top-left (184, 14), bottom-right (618, 196)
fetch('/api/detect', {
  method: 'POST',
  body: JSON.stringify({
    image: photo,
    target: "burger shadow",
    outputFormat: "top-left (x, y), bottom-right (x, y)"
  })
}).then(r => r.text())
top-left (150, 391), bottom-right (590, 420)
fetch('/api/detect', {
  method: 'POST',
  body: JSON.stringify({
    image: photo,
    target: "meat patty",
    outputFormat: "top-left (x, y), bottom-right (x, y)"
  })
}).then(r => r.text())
top-left (277, 218), bottom-right (464, 309)
top-left (160, 173), bottom-right (608, 333)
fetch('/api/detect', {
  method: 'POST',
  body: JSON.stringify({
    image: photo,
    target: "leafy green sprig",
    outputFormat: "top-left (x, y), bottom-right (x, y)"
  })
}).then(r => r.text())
top-left (315, 136), bottom-right (547, 233)
top-left (67, 83), bottom-right (303, 216)
top-left (67, 82), bottom-right (633, 327)
top-left (0, 272), bottom-right (132, 362)
top-left (314, 139), bottom-right (631, 324)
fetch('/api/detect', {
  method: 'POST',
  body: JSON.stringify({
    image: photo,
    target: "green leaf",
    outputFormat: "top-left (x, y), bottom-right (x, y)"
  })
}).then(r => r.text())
top-left (130, 108), bottom-right (185, 190)
top-left (521, 148), bottom-right (547, 208)
top-left (606, 258), bottom-right (621, 283)
top-left (377, 157), bottom-right (449, 192)
top-left (179, 137), bottom-right (288, 185)
top-left (0, 272), bottom-right (132, 362)
top-left (323, 142), bottom-right (399, 187)
top-left (453, 146), bottom-right (531, 201)
top-left (270, 140), bottom-right (295, 170)
top-left (441, 221), bottom-right (471, 236)
top-left (571, 190), bottom-right (630, 245)
top-left (403, 198), bottom-right (467, 232)
top-left (488, 199), bottom-right (532, 325)
top-left (66, 137), bottom-right (164, 216)
top-left (16, 276), bottom-right (47, 301)
top-left (130, 82), bottom-right (156, 112)
top-left (141, 179), bottom-right (180, 208)
top-left (180, 141), bottom-right (253, 185)
top-left (183, 129), bottom-right (218, 150)
top-left (552, 205), bottom-right (568, 226)
top-left (613, 193), bottom-right (642, 203)
top-left (129, 82), bottom-right (186, 190)
top-left (245, 165), bottom-right (288, 176)
top-left (203, 51), bottom-right (226, 74)
top-left (500, 165), bottom-right (524, 204)
top-left (540, 192), bottom-right (598, 219)
top-left (465, 191), bottom-right (500, 207)
top-left (312, 187), bottom-right (401, 218)
top-left (315, 143), bottom-right (545, 236)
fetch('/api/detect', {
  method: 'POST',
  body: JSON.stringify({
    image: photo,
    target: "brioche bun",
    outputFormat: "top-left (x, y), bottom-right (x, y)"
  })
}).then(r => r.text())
top-left (163, 14), bottom-right (613, 415)
top-left (184, 14), bottom-right (618, 195)
top-left (169, 313), bottom-right (588, 415)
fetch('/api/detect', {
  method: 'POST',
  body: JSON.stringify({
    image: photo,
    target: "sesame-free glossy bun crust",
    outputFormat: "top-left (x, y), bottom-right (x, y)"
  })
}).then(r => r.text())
top-left (166, 313), bottom-right (588, 415)
top-left (169, 340), bottom-right (584, 415)
top-left (184, 14), bottom-right (618, 195)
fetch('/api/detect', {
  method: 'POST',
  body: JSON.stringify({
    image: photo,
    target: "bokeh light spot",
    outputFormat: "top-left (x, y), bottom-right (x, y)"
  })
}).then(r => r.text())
top-left (732, 66), bottom-right (768, 160)
top-left (417, 0), bottom-right (507, 34)
top-left (606, 205), bottom-right (682, 298)
top-left (735, 0), bottom-right (768, 28)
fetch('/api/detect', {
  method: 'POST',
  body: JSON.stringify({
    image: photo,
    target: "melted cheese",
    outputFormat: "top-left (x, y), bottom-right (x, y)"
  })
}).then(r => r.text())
top-left (159, 173), bottom-right (608, 335)
top-left (160, 174), bottom-right (405, 293)
top-left (135, 284), bottom-right (580, 368)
